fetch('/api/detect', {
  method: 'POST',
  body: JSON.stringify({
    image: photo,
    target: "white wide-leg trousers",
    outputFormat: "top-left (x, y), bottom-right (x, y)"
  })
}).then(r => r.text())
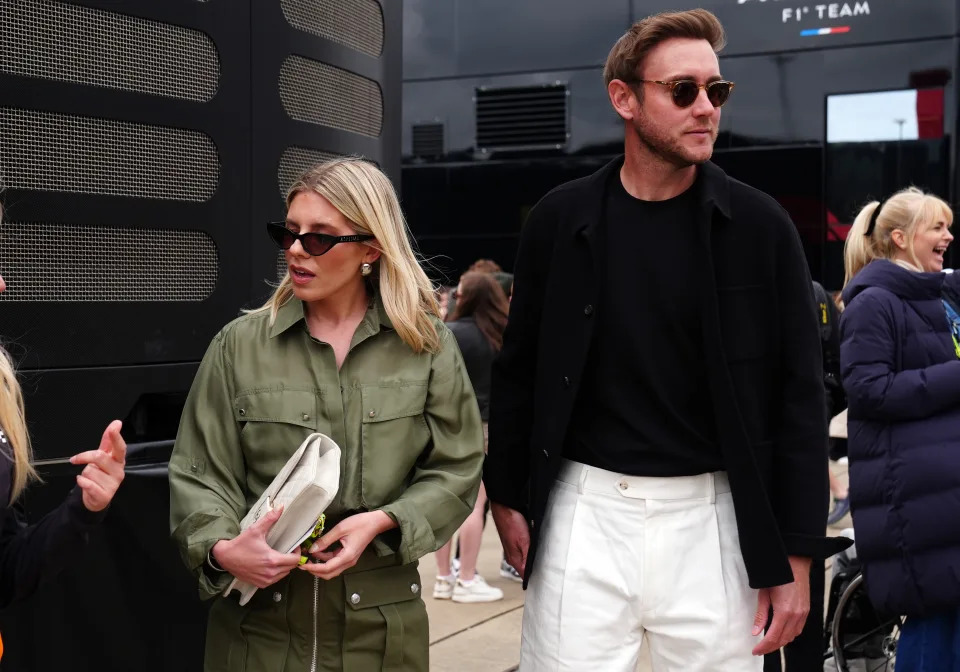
top-left (519, 459), bottom-right (763, 672)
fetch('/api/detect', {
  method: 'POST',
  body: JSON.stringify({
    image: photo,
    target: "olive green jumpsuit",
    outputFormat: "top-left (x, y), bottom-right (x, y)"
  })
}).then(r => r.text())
top-left (170, 295), bottom-right (484, 671)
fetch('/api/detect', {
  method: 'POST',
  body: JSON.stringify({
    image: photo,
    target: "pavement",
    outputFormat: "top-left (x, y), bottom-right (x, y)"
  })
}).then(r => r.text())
top-left (424, 460), bottom-right (852, 671)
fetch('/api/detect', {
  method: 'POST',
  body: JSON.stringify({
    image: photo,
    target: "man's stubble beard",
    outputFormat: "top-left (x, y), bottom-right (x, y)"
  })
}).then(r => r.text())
top-left (632, 111), bottom-right (715, 168)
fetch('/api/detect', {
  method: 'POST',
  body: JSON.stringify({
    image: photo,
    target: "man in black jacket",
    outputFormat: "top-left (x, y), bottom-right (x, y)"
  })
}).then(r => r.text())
top-left (485, 9), bottom-right (847, 671)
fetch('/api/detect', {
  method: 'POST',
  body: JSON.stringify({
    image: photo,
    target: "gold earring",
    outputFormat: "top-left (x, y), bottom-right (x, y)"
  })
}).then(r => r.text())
top-left (360, 262), bottom-right (372, 276)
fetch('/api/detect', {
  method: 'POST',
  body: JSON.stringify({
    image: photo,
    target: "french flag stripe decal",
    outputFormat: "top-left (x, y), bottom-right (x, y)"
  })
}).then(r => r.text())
top-left (801, 26), bottom-right (851, 36)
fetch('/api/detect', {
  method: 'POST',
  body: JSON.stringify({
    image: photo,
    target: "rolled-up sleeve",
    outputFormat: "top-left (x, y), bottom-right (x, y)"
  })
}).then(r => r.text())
top-left (377, 329), bottom-right (484, 564)
top-left (169, 330), bottom-right (246, 599)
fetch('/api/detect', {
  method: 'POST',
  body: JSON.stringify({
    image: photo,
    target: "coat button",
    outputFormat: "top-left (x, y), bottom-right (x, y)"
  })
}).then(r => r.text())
top-left (618, 480), bottom-right (629, 491)
top-left (368, 410), bottom-right (376, 418)
top-left (350, 593), bottom-right (360, 605)
top-left (410, 583), bottom-right (420, 594)
top-left (272, 592), bottom-right (282, 603)
top-left (583, 304), bottom-right (594, 316)
top-left (562, 376), bottom-right (570, 388)
top-left (302, 413), bottom-right (310, 421)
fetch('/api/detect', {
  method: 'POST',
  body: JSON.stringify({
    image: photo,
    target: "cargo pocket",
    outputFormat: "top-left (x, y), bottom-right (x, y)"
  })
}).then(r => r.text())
top-left (342, 563), bottom-right (428, 672)
top-left (235, 389), bottom-right (324, 487)
top-left (359, 383), bottom-right (429, 508)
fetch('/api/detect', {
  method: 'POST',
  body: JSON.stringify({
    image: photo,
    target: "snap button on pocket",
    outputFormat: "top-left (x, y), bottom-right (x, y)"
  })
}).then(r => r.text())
top-left (368, 410), bottom-right (376, 418)
top-left (273, 592), bottom-right (282, 603)
top-left (302, 413), bottom-right (310, 421)
top-left (350, 593), bottom-right (361, 605)
top-left (238, 408), bottom-right (246, 416)
top-left (410, 583), bottom-right (419, 594)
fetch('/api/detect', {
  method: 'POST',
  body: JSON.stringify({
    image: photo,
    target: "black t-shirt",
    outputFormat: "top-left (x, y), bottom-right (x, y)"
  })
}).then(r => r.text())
top-left (562, 169), bottom-right (723, 476)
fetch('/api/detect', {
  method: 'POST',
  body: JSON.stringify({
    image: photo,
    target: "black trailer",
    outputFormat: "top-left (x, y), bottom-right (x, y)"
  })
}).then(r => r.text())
top-left (401, 0), bottom-right (958, 290)
top-left (0, 1), bottom-right (400, 669)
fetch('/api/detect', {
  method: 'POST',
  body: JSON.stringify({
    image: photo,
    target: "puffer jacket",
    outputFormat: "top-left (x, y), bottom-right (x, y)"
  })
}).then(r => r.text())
top-left (840, 260), bottom-right (960, 616)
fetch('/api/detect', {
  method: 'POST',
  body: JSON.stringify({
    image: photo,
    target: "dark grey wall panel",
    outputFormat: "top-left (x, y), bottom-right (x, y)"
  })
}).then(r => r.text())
top-left (404, 0), bottom-right (630, 80)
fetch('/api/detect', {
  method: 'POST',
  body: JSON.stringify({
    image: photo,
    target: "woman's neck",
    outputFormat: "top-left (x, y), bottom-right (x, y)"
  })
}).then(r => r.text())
top-left (304, 281), bottom-right (370, 331)
top-left (891, 252), bottom-right (922, 273)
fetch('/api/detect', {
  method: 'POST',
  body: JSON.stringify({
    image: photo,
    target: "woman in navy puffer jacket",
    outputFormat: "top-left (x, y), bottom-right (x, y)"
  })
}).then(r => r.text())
top-left (839, 187), bottom-right (960, 670)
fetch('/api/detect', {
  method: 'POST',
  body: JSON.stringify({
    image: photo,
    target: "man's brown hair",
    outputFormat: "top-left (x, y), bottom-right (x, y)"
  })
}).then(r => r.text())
top-left (603, 9), bottom-right (726, 89)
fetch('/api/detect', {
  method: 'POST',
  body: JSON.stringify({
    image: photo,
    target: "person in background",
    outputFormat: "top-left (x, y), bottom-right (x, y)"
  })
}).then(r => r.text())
top-left (433, 272), bottom-right (510, 603)
top-left (0, 204), bottom-right (127, 609)
top-left (766, 279), bottom-right (848, 671)
top-left (812, 280), bottom-right (850, 526)
top-left (169, 158), bottom-right (484, 672)
top-left (840, 187), bottom-right (960, 670)
top-left (467, 259), bottom-right (502, 274)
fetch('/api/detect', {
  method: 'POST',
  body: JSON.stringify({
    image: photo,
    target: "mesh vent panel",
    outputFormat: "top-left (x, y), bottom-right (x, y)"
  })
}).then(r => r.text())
top-left (476, 84), bottom-right (569, 150)
top-left (412, 122), bottom-right (444, 158)
top-left (279, 56), bottom-right (382, 137)
top-left (0, 0), bottom-right (219, 102)
top-left (280, 0), bottom-right (383, 57)
top-left (0, 222), bottom-right (217, 302)
top-left (0, 107), bottom-right (219, 201)
top-left (277, 146), bottom-right (339, 198)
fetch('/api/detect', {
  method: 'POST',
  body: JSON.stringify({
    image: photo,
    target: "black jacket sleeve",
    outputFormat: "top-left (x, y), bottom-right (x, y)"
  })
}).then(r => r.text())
top-left (772, 213), bottom-right (832, 557)
top-left (0, 460), bottom-right (107, 608)
top-left (485, 195), bottom-right (555, 514)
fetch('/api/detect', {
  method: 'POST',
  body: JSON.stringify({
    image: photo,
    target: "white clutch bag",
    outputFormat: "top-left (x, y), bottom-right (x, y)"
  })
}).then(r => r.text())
top-left (223, 432), bottom-right (341, 605)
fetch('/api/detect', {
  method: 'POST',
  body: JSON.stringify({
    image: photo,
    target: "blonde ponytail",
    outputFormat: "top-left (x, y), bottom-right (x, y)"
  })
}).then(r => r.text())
top-left (0, 348), bottom-right (37, 504)
top-left (252, 158), bottom-right (441, 353)
top-left (843, 201), bottom-right (882, 288)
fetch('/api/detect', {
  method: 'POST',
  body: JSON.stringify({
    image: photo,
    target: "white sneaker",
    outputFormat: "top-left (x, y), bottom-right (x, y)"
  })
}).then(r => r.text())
top-left (433, 574), bottom-right (454, 600)
top-left (452, 575), bottom-right (504, 603)
top-left (500, 559), bottom-right (523, 583)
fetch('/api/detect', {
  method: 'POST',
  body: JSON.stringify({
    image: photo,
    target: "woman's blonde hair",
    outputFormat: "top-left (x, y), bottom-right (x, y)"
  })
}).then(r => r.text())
top-left (255, 157), bottom-right (441, 353)
top-left (0, 348), bottom-right (36, 503)
top-left (0, 203), bottom-right (38, 503)
top-left (843, 187), bottom-right (954, 287)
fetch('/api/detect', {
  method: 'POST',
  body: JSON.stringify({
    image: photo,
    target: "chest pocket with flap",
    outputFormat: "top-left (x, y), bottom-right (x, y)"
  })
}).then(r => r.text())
top-left (359, 383), bottom-right (429, 508)
top-left (234, 389), bottom-right (322, 497)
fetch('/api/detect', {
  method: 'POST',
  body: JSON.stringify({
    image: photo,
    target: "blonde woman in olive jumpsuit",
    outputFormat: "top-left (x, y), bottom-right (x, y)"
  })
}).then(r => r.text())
top-left (169, 158), bottom-right (485, 672)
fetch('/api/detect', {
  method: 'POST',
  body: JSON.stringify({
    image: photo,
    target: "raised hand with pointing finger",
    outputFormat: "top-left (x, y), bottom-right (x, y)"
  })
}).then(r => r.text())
top-left (0, 338), bottom-right (129, 606)
top-left (69, 419), bottom-right (127, 512)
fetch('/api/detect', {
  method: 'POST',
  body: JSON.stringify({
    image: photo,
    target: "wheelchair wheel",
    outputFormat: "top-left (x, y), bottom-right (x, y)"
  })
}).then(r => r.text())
top-left (830, 573), bottom-right (902, 672)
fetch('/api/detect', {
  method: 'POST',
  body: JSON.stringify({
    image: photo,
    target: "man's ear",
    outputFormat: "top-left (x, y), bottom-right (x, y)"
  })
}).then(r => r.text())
top-left (608, 79), bottom-right (639, 121)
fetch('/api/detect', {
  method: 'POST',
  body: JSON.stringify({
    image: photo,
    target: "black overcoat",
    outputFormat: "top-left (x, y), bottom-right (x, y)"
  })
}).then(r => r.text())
top-left (485, 156), bottom-right (849, 589)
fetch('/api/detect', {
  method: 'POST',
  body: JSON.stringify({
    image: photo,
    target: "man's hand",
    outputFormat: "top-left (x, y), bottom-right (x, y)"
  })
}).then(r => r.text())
top-left (752, 555), bottom-right (812, 655)
top-left (300, 511), bottom-right (397, 580)
top-left (490, 502), bottom-right (530, 579)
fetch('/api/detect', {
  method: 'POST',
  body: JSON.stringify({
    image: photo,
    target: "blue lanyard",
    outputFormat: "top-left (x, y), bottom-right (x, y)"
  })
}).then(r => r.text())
top-left (943, 299), bottom-right (960, 359)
